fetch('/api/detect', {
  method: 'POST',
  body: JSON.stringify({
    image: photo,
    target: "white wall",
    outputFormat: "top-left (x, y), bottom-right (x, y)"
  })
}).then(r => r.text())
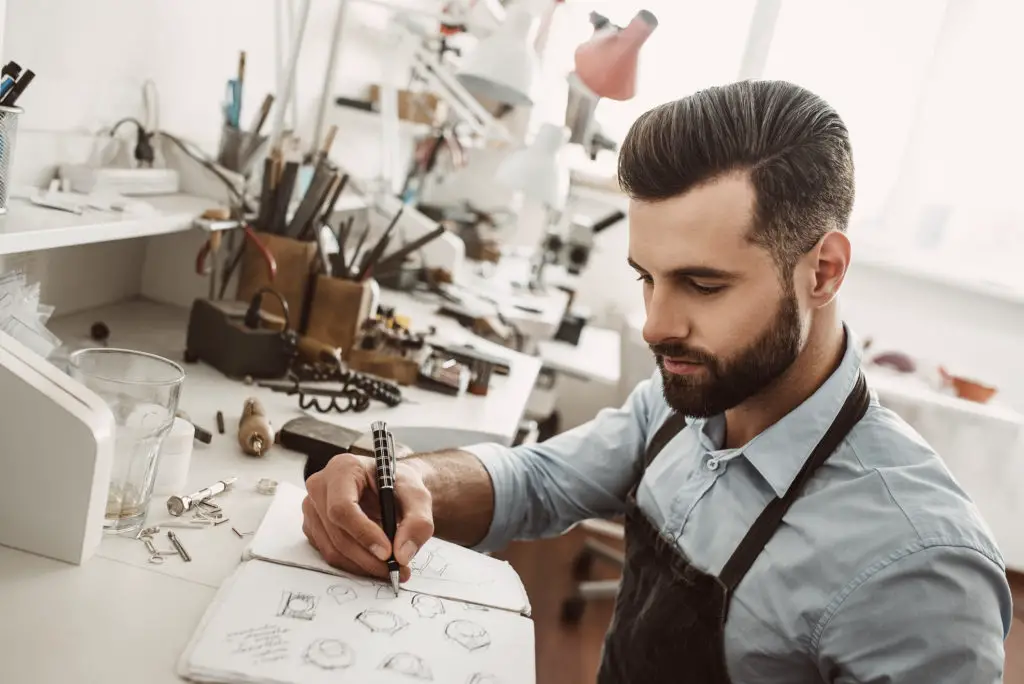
top-left (0, 0), bottom-right (426, 313)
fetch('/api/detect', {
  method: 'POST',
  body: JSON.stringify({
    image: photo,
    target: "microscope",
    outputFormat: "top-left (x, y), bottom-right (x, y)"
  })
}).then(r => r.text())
top-left (542, 208), bottom-right (626, 276)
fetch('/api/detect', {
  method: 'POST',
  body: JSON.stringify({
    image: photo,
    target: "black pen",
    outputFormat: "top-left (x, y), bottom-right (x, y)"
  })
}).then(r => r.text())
top-left (370, 420), bottom-right (401, 595)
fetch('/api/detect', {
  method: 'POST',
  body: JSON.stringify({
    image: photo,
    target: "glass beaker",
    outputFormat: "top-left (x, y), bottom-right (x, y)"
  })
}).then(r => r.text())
top-left (69, 348), bottom-right (185, 534)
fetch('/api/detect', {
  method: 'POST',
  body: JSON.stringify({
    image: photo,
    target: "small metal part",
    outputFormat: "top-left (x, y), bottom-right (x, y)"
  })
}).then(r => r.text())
top-left (168, 530), bottom-right (192, 562)
top-left (232, 527), bottom-right (244, 538)
top-left (216, 410), bottom-right (225, 434)
top-left (214, 517), bottom-right (231, 526)
top-left (143, 538), bottom-right (159, 555)
top-left (256, 478), bottom-right (278, 495)
top-left (160, 519), bottom-right (212, 528)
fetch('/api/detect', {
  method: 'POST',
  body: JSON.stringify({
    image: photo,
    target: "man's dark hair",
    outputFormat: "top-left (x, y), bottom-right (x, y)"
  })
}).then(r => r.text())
top-left (618, 80), bottom-right (855, 273)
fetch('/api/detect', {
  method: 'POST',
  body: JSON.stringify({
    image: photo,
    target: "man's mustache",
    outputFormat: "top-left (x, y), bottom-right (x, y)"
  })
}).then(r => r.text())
top-left (649, 343), bottom-right (716, 365)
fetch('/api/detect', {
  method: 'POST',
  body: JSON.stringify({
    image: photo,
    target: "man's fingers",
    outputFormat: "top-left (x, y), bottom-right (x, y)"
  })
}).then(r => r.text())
top-left (316, 503), bottom-right (391, 580)
top-left (304, 501), bottom-right (387, 578)
top-left (302, 498), bottom-right (344, 566)
top-left (393, 483), bottom-right (434, 566)
top-left (320, 462), bottom-right (392, 560)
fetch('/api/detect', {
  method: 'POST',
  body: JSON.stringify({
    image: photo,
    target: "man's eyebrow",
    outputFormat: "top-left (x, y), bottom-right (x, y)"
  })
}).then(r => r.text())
top-left (627, 257), bottom-right (737, 280)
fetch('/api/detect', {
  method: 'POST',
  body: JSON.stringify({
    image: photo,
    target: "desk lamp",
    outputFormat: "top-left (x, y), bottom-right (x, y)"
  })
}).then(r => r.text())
top-left (456, 3), bottom-right (540, 107)
top-left (496, 122), bottom-right (570, 212)
top-left (574, 9), bottom-right (658, 101)
top-left (565, 9), bottom-right (658, 157)
top-left (496, 123), bottom-right (570, 288)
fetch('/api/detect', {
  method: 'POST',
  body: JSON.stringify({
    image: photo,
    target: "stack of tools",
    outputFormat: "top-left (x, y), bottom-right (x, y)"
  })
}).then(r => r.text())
top-left (347, 307), bottom-right (433, 385)
top-left (217, 50), bottom-right (274, 175)
top-left (255, 126), bottom-right (349, 241)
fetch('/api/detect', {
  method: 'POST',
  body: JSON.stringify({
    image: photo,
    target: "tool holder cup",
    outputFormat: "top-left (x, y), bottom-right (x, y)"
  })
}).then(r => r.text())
top-left (216, 124), bottom-right (268, 177)
top-left (301, 275), bottom-right (377, 360)
top-left (0, 105), bottom-right (22, 215)
top-left (236, 230), bottom-right (318, 325)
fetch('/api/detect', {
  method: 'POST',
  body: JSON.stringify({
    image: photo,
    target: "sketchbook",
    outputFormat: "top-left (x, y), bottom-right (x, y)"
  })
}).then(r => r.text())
top-left (177, 483), bottom-right (535, 684)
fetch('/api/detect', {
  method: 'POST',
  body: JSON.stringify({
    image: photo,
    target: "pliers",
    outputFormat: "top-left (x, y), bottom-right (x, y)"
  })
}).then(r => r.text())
top-left (196, 225), bottom-right (277, 298)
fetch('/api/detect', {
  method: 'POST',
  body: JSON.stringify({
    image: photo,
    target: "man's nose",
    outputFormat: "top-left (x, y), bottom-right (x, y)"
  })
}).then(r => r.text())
top-left (642, 291), bottom-right (690, 346)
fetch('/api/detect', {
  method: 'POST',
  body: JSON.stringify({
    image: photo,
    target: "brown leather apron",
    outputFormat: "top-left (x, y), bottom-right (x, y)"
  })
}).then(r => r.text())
top-left (598, 372), bottom-right (869, 683)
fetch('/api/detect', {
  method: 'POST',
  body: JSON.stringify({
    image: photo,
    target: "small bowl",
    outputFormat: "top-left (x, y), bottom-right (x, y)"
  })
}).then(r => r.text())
top-left (950, 376), bottom-right (998, 404)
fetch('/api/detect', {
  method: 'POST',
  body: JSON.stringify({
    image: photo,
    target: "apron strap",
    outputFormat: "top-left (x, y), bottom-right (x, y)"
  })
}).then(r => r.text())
top-left (643, 410), bottom-right (688, 470)
top-left (718, 371), bottom-right (871, 593)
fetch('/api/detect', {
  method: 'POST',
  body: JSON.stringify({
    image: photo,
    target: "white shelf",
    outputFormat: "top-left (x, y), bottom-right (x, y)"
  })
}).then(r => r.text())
top-left (0, 192), bottom-right (370, 257)
top-left (0, 194), bottom-right (215, 256)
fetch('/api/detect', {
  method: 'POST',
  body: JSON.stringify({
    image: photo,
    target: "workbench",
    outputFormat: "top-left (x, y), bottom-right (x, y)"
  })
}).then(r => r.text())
top-left (0, 295), bottom-right (542, 683)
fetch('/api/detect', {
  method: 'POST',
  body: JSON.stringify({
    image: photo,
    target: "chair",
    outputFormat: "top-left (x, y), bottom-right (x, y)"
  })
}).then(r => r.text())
top-left (561, 309), bottom-right (652, 624)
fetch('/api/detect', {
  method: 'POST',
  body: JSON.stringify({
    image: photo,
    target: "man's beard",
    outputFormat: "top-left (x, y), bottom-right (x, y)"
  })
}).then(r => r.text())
top-left (651, 289), bottom-right (803, 418)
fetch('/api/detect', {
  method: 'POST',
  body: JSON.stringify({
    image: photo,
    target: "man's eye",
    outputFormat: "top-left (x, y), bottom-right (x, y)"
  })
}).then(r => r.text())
top-left (635, 274), bottom-right (653, 284)
top-left (692, 283), bottom-right (725, 295)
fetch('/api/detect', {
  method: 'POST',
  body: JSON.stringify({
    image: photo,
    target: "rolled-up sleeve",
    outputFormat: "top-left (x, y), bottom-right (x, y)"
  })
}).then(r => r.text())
top-left (463, 372), bottom-right (661, 552)
top-left (814, 542), bottom-right (1012, 683)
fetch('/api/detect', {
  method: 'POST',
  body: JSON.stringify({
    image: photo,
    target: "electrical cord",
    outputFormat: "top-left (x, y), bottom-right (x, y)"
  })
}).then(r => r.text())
top-left (106, 117), bottom-right (247, 212)
top-left (157, 130), bottom-right (249, 209)
top-left (109, 116), bottom-right (155, 168)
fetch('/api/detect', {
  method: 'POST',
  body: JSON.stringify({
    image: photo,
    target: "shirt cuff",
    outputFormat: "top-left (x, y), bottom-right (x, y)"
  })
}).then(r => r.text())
top-left (461, 441), bottom-right (518, 553)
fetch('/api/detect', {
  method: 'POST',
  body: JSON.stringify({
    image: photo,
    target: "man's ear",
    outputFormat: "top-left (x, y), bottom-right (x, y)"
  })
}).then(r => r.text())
top-left (808, 231), bottom-right (851, 307)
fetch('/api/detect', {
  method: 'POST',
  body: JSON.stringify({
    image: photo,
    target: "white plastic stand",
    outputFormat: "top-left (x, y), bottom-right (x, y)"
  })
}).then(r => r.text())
top-left (0, 331), bottom-right (115, 564)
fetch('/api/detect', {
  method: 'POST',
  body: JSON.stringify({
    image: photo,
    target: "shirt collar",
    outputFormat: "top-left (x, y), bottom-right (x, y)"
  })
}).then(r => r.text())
top-left (689, 324), bottom-right (864, 497)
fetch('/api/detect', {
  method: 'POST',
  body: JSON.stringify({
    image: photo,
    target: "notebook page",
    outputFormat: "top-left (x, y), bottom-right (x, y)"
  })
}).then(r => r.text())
top-left (180, 558), bottom-right (535, 684)
top-left (247, 482), bottom-right (531, 615)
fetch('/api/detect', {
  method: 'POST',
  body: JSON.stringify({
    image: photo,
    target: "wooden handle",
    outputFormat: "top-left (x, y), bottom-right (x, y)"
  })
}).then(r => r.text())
top-left (298, 336), bottom-right (342, 365)
top-left (238, 397), bottom-right (274, 456)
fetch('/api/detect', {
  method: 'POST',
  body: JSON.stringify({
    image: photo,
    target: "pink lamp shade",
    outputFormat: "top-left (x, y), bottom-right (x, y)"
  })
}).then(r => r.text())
top-left (573, 9), bottom-right (658, 102)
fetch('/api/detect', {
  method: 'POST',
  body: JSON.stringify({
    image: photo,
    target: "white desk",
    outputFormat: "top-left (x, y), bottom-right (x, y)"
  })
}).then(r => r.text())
top-left (0, 297), bottom-right (542, 683)
top-left (537, 326), bottom-right (621, 387)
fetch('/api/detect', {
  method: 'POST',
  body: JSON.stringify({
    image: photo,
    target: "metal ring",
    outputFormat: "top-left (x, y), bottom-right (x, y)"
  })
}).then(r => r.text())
top-left (148, 553), bottom-right (166, 565)
top-left (256, 478), bottom-right (278, 495)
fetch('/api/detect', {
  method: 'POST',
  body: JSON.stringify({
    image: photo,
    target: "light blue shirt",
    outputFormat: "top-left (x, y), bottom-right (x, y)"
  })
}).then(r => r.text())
top-left (466, 327), bottom-right (1013, 683)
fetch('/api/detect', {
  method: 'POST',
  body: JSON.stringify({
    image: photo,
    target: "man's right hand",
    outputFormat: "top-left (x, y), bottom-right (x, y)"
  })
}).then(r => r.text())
top-left (302, 453), bottom-right (435, 583)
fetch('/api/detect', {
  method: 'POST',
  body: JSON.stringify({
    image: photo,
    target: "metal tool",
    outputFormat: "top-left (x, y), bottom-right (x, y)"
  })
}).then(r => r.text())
top-left (168, 530), bottom-right (192, 562)
top-left (167, 477), bottom-right (237, 517)
top-left (142, 536), bottom-right (164, 564)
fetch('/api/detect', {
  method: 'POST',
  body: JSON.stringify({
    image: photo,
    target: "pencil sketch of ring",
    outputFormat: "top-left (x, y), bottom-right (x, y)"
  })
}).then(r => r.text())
top-left (278, 591), bottom-right (318, 621)
top-left (356, 609), bottom-right (409, 635)
top-left (411, 593), bottom-right (445, 618)
top-left (303, 638), bottom-right (355, 670)
top-left (467, 674), bottom-right (502, 684)
top-left (380, 652), bottom-right (433, 680)
top-left (327, 582), bottom-right (358, 605)
top-left (445, 619), bottom-right (491, 652)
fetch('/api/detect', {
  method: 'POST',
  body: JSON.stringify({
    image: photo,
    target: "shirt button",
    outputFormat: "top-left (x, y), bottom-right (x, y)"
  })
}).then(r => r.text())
top-left (705, 456), bottom-right (720, 471)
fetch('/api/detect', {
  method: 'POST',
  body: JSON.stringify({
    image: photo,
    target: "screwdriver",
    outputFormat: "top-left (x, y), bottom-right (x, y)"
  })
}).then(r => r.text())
top-left (238, 397), bottom-right (274, 456)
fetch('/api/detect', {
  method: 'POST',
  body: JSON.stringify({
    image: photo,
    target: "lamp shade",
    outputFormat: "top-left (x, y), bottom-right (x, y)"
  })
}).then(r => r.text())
top-left (456, 4), bottom-right (539, 107)
top-left (496, 123), bottom-right (570, 211)
top-left (574, 9), bottom-right (658, 101)
top-left (462, 0), bottom-right (505, 37)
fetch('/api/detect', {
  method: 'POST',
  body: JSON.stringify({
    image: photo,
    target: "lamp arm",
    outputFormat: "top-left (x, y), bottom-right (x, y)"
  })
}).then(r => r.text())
top-left (410, 47), bottom-right (512, 143)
